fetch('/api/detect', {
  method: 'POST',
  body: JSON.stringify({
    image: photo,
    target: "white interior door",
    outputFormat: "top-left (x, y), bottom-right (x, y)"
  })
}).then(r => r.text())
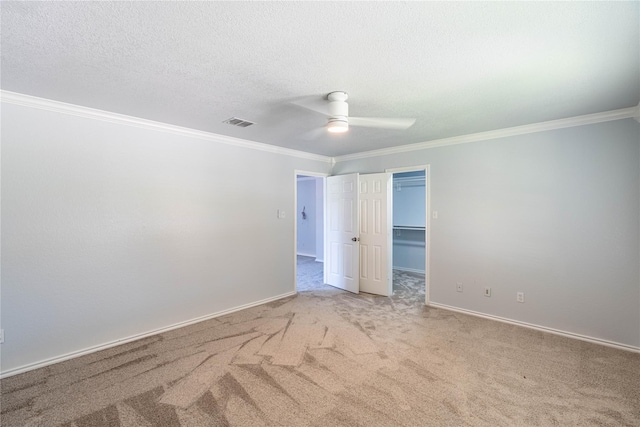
top-left (326, 173), bottom-right (360, 294)
top-left (359, 173), bottom-right (392, 296)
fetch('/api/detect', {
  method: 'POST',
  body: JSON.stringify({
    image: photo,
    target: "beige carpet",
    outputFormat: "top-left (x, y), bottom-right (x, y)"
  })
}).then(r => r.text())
top-left (1, 267), bottom-right (639, 426)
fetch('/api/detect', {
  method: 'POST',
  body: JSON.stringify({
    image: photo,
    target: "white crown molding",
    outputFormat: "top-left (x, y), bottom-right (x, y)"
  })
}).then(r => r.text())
top-left (4, 90), bottom-right (637, 165)
top-left (335, 105), bottom-right (640, 163)
top-left (0, 90), bottom-right (333, 164)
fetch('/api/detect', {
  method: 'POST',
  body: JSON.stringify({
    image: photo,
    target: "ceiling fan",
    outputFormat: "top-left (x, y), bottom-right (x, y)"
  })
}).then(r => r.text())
top-left (297, 91), bottom-right (416, 134)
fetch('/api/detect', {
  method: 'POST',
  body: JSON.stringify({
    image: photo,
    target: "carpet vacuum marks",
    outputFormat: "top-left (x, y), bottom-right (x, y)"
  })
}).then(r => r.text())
top-left (2, 271), bottom-right (639, 426)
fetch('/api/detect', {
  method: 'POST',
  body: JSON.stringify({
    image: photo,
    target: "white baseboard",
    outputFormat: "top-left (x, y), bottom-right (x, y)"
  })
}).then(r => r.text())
top-left (296, 251), bottom-right (316, 258)
top-left (428, 302), bottom-right (640, 354)
top-left (0, 291), bottom-right (297, 379)
top-left (315, 258), bottom-right (324, 263)
top-left (393, 266), bottom-right (425, 274)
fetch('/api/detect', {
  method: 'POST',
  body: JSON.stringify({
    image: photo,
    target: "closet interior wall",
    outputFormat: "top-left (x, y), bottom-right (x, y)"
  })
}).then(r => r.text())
top-left (392, 171), bottom-right (426, 273)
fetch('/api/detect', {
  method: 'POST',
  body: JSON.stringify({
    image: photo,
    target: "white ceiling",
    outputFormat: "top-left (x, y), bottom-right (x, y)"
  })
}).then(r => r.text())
top-left (2, 1), bottom-right (638, 157)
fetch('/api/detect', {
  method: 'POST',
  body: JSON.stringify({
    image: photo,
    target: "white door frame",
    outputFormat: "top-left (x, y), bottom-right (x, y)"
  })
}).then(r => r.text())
top-left (385, 165), bottom-right (431, 305)
top-left (294, 170), bottom-right (328, 292)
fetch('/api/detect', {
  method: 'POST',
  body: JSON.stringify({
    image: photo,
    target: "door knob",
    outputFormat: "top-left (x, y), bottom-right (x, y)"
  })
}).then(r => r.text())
top-left (351, 237), bottom-right (360, 242)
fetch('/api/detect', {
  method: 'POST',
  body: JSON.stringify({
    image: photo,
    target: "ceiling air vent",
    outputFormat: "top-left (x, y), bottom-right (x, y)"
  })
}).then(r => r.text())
top-left (223, 117), bottom-right (255, 128)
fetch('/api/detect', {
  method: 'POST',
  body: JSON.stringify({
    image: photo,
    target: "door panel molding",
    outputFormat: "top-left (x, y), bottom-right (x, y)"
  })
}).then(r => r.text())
top-left (326, 173), bottom-right (360, 293)
top-left (359, 173), bottom-right (392, 296)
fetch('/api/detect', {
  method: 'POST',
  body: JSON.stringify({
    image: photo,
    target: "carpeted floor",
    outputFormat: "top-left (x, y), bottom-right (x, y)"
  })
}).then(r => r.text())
top-left (1, 258), bottom-right (639, 426)
top-left (296, 255), bottom-right (328, 293)
top-left (296, 256), bottom-right (426, 302)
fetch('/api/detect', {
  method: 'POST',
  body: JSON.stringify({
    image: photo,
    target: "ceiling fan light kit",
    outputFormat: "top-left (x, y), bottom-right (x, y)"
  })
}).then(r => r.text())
top-left (327, 118), bottom-right (349, 133)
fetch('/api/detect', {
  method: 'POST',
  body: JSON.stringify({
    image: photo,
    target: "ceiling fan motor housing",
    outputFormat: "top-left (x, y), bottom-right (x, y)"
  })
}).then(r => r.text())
top-left (326, 92), bottom-right (349, 132)
top-left (328, 91), bottom-right (348, 119)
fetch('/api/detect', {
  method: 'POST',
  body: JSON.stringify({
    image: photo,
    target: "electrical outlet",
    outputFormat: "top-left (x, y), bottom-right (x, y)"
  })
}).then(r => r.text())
top-left (456, 282), bottom-right (463, 292)
top-left (517, 292), bottom-right (525, 303)
top-left (277, 209), bottom-right (286, 219)
top-left (484, 287), bottom-right (491, 297)
top-left (0, 329), bottom-right (4, 344)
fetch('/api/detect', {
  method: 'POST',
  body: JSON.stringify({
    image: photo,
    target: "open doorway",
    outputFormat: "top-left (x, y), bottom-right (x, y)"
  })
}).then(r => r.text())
top-left (294, 172), bottom-right (326, 292)
top-left (387, 165), bottom-right (430, 304)
top-left (296, 167), bottom-right (430, 303)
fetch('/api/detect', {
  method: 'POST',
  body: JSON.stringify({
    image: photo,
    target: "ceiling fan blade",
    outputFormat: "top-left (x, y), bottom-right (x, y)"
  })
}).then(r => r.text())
top-left (290, 96), bottom-right (330, 116)
top-left (349, 117), bottom-right (416, 130)
top-left (298, 127), bottom-right (326, 141)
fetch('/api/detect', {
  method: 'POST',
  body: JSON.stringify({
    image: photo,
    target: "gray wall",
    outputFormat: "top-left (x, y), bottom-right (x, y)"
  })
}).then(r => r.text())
top-left (2, 96), bottom-right (638, 376)
top-left (1, 101), bottom-right (331, 374)
top-left (393, 173), bottom-right (426, 227)
top-left (393, 229), bottom-right (425, 273)
top-left (335, 119), bottom-right (640, 348)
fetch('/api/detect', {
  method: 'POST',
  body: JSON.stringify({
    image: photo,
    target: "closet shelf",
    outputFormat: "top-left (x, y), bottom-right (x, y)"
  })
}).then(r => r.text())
top-left (393, 225), bottom-right (425, 231)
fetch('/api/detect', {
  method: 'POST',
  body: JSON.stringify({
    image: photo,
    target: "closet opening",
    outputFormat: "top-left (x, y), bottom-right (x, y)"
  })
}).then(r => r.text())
top-left (390, 168), bottom-right (429, 303)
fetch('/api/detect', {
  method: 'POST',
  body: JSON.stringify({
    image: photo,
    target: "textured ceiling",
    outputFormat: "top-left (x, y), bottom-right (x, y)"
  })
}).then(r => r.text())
top-left (2, 1), bottom-right (639, 157)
